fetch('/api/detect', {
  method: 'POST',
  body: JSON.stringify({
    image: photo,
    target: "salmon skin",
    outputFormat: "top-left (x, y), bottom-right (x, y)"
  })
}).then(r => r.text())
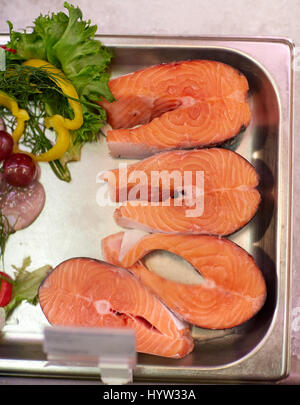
top-left (102, 232), bottom-right (267, 329)
top-left (99, 60), bottom-right (251, 158)
top-left (38, 257), bottom-right (194, 359)
top-left (103, 148), bottom-right (260, 236)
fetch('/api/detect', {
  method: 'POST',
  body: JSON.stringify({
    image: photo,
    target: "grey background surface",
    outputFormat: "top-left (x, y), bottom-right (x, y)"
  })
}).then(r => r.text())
top-left (0, 0), bottom-right (299, 384)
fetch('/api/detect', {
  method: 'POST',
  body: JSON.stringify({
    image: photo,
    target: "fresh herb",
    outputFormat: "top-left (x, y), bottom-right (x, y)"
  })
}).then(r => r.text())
top-left (0, 215), bottom-right (51, 328)
top-left (2, 2), bottom-right (114, 181)
top-left (0, 63), bottom-right (74, 181)
top-left (4, 257), bottom-right (52, 319)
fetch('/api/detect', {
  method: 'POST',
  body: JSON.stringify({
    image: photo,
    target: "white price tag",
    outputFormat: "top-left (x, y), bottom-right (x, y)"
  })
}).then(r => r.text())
top-left (43, 325), bottom-right (136, 384)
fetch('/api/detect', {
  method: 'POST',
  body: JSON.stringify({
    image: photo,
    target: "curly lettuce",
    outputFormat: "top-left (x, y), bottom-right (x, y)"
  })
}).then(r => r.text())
top-left (3, 257), bottom-right (52, 321)
top-left (6, 2), bottom-right (114, 163)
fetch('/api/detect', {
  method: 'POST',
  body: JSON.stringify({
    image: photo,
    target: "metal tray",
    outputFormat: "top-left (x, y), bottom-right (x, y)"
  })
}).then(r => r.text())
top-left (0, 34), bottom-right (294, 383)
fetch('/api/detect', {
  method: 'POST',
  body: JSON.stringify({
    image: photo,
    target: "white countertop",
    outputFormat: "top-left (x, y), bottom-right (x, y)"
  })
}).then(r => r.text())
top-left (0, 0), bottom-right (299, 384)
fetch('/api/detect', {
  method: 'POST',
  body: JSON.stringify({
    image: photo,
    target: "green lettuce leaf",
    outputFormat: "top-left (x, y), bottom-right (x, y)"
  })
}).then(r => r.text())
top-left (33, 11), bottom-right (69, 67)
top-left (4, 257), bottom-right (52, 318)
top-left (6, 21), bottom-right (46, 62)
top-left (8, 2), bottom-right (114, 103)
top-left (6, 1), bottom-right (114, 149)
top-left (51, 3), bottom-right (114, 102)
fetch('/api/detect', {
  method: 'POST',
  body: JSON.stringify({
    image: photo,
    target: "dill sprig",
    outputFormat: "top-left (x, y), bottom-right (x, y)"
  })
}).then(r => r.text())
top-left (0, 64), bottom-right (66, 105)
top-left (0, 63), bottom-right (76, 181)
top-left (0, 63), bottom-right (107, 182)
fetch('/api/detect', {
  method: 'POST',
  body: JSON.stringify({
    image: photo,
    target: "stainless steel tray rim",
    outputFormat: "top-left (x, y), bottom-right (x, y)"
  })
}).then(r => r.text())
top-left (96, 33), bottom-right (295, 47)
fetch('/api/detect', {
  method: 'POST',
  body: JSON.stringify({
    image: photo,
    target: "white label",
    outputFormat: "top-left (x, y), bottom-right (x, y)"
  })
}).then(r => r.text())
top-left (43, 325), bottom-right (136, 383)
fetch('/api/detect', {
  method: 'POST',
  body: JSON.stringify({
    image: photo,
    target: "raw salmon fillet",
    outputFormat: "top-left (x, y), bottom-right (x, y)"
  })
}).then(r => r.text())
top-left (99, 60), bottom-right (251, 158)
top-left (38, 258), bottom-right (194, 358)
top-left (102, 232), bottom-right (267, 329)
top-left (103, 148), bottom-right (260, 236)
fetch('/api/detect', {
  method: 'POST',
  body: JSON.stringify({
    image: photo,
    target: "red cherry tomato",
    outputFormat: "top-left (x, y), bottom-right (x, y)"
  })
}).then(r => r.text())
top-left (3, 153), bottom-right (37, 187)
top-left (0, 271), bottom-right (13, 307)
top-left (0, 130), bottom-right (14, 161)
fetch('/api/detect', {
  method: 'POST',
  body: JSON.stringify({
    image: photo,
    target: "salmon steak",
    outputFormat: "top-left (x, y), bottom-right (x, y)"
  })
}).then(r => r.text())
top-left (99, 60), bottom-right (251, 158)
top-left (103, 148), bottom-right (260, 236)
top-left (102, 232), bottom-right (267, 329)
top-left (38, 257), bottom-right (194, 358)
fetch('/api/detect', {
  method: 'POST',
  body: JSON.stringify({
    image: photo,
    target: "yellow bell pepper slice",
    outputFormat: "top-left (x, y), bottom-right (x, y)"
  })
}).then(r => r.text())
top-left (0, 90), bottom-right (29, 140)
top-left (11, 113), bottom-right (71, 162)
top-left (34, 115), bottom-right (70, 162)
top-left (22, 59), bottom-right (83, 131)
